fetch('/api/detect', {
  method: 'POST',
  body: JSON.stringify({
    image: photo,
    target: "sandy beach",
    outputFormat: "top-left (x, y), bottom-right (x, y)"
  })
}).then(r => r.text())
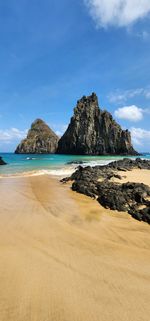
top-left (0, 170), bottom-right (150, 321)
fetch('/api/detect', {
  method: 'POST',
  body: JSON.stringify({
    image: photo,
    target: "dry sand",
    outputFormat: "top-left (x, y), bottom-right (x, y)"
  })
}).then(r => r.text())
top-left (112, 168), bottom-right (150, 185)
top-left (0, 170), bottom-right (150, 321)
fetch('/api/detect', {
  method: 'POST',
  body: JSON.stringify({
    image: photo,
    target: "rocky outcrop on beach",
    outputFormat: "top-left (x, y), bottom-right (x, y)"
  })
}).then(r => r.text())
top-left (61, 158), bottom-right (150, 224)
top-left (0, 156), bottom-right (7, 165)
top-left (57, 93), bottom-right (138, 155)
top-left (15, 119), bottom-right (59, 154)
top-left (96, 181), bottom-right (150, 223)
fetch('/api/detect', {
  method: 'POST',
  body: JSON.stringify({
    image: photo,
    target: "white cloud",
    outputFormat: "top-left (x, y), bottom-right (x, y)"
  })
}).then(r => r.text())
top-left (130, 127), bottom-right (150, 146)
top-left (0, 128), bottom-right (27, 144)
top-left (114, 105), bottom-right (143, 122)
top-left (108, 87), bottom-right (150, 104)
top-left (84, 0), bottom-right (150, 28)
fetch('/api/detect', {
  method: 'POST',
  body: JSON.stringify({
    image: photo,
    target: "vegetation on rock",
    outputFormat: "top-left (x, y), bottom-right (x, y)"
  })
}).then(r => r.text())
top-left (15, 119), bottom-right (59, 154)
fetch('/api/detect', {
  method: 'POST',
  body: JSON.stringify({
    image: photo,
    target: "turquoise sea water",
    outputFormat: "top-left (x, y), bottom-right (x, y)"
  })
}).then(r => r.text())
top-left (0, 153), bottom-right (150, 177)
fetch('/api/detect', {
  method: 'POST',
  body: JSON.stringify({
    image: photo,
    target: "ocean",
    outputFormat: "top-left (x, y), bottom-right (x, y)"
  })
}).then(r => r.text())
top-left (0, 153), bottom-right (150, 177)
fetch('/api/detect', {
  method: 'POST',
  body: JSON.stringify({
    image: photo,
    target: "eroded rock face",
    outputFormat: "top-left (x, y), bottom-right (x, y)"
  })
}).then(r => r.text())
top-left (61, 158), bottom-right (150, 224)
top-left (15, 119), bottom-right (59, 154)
top-left (57, 93), bottom-right (138, 155)
top-left (97, 182), bottom-right (150, 224)
top-left (0, 157), bottom-right (7, 165)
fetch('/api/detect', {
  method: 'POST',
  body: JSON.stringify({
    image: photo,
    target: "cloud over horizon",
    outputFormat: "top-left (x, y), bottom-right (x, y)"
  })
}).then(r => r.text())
top-left (84, 0), bottom-right (150, 28)
top-left (130, 127), bottom-right (150, 148)
top-left (0, 128), bottom-right (27, 144)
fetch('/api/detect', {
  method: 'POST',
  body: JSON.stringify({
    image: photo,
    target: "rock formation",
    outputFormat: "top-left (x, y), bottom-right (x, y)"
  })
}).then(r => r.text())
top-left (57, 93), bottom-right (137, 155)
top-left (0, 156), bottom-right (7, 165)
top-left (15, 119), bottom-right (59, 154)
top-left (61, 158), bottom-right (150, 224)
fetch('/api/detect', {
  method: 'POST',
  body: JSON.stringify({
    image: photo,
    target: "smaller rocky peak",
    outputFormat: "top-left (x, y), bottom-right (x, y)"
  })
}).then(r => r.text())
top-left (29, 118), bottom-right (51, 132)
top-left (15, 118), bottom-right (59, 154)
top-left (31, 118), bottom-right (44, 127)
top-left (27, 118), bottom-right (57, 139)
top-left (32, 118), bottom-right (44, 125)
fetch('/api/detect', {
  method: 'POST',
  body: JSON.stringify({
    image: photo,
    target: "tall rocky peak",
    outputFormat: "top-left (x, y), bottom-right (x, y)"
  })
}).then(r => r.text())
top-left (15, 119), bottom-right (59, 154)
top-left (57, 93), bottom-right (138, 155)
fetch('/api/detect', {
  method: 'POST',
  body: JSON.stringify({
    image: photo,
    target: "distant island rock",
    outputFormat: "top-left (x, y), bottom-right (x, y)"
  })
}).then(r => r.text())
top-left (57, 93), bottom-right (138, 155)
top-left (0, 156), bottom-right (7, 165)
top-left (15, 119), bottom-right (59, 154)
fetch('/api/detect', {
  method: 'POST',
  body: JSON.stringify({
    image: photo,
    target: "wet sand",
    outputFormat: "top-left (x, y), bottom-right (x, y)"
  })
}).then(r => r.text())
top-left (0, 170), bottom-right (150, 321)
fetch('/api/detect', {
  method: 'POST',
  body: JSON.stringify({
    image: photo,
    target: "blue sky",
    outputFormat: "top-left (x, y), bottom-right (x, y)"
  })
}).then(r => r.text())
top-left (0, 0), bottom-right (150, 152)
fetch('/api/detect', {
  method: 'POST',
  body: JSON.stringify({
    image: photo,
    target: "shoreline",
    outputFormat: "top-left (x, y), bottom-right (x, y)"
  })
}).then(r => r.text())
top-left (0, 167), bottom-right (76, 179)
top-left (0, 166), bottom-right (150, 183)
top-left (0, 154), bottom-right (149, 179)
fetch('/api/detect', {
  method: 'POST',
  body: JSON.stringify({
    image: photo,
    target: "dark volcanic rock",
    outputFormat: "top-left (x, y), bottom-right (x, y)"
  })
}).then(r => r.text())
top-left (61, 158), bottom-right (150, 224)
top-left (57, 93), bottom-right (138, 155)
top-left (107, 157), bottom-right (150, 170)
top-left (129, 206), bottom-right (150, 224)
top-left (15, 119), bottom-right (59, 154)
top-left (0, 156), bottom-right (7, 165)
top-left (97, 182), bottom-right (150, 212)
